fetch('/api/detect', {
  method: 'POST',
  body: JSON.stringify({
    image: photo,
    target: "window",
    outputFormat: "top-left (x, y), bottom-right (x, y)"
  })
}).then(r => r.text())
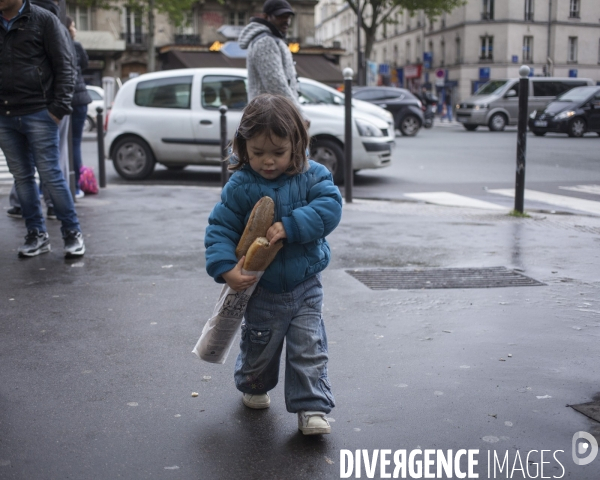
top-left (568, 37), bottom-right (578, 62)
top-left (440, 40), bottom-right (445, 66)
top-left (406, 40), bottom-right (411, 64)
top-left (441, 13), bottom-right (446, 28)
top-left (523, 36), bottom-right (533, 62)
top-left (67, 4), bottom-right (91, 30)
top-left (135, 76), bottom-right (192, 109)
top-left (569, 0), bottom-right (580, 18)
top-left (482, 0), bottom-right (494, 20)
top-left (480, 36), bottom-right (493, 60)
top-left (87, 89), bottom-right (102, 101)
top-left (524, 0), bottom-right (534, 21)
top-left (393, 44), bottom-right (398, 66)
top-left (298, 83), bottom-right (340, 105)
top-left (533, 81), bottom-right (562, 97)
top-left (456, 37), bottom-right (462, 64)
top-left (125, 7), bottom-right (143, 44)
top-left (201, 76), bottom-right (247, 110)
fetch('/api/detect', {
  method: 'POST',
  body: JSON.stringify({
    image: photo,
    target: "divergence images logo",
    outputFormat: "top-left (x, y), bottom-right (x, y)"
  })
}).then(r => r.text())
top-left (572, 431), bottom-right (598, 466)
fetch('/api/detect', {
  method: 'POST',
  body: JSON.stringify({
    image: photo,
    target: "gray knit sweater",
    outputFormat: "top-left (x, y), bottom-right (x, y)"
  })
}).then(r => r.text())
top-left (239, 19), bottom-right (302, 111)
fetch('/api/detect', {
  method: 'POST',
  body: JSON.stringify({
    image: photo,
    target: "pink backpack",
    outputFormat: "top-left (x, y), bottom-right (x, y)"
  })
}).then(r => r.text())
top-left (79, 166), bottom-right (99, 194)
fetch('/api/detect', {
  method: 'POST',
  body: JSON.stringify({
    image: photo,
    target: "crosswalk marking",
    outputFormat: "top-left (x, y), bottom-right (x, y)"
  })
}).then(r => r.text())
top-left (559, 185), bottom-right (600, 196)
top-left (0, 149), bottom-right (13, 186)
top-left (489, 188), bottom-right (600, 215)
top-left (404, 191), bottom-right (508, 210)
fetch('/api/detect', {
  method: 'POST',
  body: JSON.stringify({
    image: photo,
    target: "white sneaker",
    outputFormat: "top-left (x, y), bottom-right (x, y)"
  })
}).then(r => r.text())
top-left (297, 411), bottom-right (331, 435)
top-left (242, 393), bottom-right (270, 409)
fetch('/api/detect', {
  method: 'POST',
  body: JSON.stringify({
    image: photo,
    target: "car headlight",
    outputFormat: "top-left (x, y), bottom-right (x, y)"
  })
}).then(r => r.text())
top-left (529, 110), bottom-right (537, 119)
top-left (474, 104), bottom-right (488, 110)
top-left (355, 118), bottom-right (384, 137)
top-left (554, 111), bottom-right (575, 121)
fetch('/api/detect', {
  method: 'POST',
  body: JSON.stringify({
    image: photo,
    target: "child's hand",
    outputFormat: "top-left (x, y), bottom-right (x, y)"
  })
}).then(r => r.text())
top-left (222, 257), bottom-right (258, 292)
top-left (266, 222), bottom-right (287, 245)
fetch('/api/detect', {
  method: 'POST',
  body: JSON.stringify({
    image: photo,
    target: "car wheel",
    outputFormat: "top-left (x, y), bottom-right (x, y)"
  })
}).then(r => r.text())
top-left (84, 115), bottom-right (95, 132)
top-left (399, 115), bottom-right (421, 136)
top-left (532, 130), bottom-right (546, 137)
top-left (567, 117), bottom-right (586, 138)
top-left (310, 138), bottom-right (344, 185)
top-left (165, 165), bottom-right (187, 171)
top-left (463, 124), bottom-right (478, 131)
top-left (112, 136), bottom-right (156, 180)
top-left (488, 113), bottom-right (507, 131)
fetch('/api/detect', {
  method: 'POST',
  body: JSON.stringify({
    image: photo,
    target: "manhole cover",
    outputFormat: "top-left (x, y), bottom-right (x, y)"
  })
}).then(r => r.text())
top-left (346, 267), bottom-right (545, 290)
top-left (570, 402), bottom-right (600, 423)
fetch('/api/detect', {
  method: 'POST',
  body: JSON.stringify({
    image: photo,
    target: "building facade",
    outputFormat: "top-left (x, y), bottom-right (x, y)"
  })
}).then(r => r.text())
top-left (315, 0), bottom-right (600, 103)
top-left (72, 0), bottom-right (320, 85)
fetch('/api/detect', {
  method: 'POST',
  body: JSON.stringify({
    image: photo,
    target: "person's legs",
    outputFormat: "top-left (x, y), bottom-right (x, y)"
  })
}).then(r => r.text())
top-left (20, 110), bottom-right (81, 235)
top-left (71, 105), bottom-right (87, 188)
top-left (284, 275), bottom-right (334, 414)
top-left (234, 286), bottom-right (292, 395)
top-left (42, 115), bottom-right (71, 208)
top-left (0, 116), bottom-right (46, 233)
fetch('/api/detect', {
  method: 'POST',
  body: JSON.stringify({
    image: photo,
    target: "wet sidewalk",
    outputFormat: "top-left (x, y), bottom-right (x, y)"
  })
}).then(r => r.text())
top-left (1, 185), bottom-right (599, 479)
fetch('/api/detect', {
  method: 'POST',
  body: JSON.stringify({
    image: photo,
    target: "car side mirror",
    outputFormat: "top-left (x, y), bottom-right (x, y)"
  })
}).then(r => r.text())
top-left (333, 96), bottom-right (342, 105)
top-left (506, 90), bottom-right (517, 98)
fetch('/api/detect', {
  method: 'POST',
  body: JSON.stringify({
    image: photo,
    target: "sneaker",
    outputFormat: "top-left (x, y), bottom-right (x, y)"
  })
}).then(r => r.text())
top-left (297, 411), bottom-right (331, 435)
top-left (242, 393), bottom-right (270, 409)
top-left (7, 206), bottom-right (22, 218)
top-left (18, 229), bottom-right (51, 257)
top-left (63, 230), bottom-right (85, 257)
top-left (46, 207), bottom-right (57, 220)
top-left (75, 189), bottom-right (84, 199)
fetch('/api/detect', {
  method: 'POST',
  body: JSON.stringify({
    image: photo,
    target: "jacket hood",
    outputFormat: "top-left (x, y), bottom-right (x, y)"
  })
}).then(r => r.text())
top-left (239, 18), bottom-right (283, 49)
top-left (31, 0), bottom-right (60, 16)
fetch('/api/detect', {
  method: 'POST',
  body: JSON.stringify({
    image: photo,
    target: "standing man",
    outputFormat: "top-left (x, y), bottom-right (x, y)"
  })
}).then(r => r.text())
top-left (238, 0), bottom-right (303, 112)
top-left (0, 0), bottom-right (85, 257)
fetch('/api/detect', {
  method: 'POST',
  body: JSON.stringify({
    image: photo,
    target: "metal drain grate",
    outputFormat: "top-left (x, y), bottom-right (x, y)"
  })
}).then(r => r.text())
top-left (346, 267), bottom-right (545, 290)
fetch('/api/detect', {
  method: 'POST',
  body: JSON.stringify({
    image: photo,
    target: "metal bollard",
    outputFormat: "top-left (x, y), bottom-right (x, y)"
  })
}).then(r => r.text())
top-left (514, 65), bottom-right (530, 213)
top-left (96, 107), bottom-right (106, 188)
top-left (220, 105), bottom-right (229, 188)
top-left (343, 68), bottom-right (354, 203)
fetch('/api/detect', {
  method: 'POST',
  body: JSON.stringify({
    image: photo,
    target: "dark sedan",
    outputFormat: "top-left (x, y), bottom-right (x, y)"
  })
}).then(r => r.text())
top-left (352, 86), bottom-right (424, 136)
top-left (529, 86), bottom-right (600, 137)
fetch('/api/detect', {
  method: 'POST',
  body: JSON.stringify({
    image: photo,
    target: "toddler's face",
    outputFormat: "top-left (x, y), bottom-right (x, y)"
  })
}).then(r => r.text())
top-left (246, 132), bottom-right (292, 180)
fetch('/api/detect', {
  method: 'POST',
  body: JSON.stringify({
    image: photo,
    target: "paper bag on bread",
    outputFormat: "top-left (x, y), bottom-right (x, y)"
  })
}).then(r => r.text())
top-left (193, 197), bottom-right (282, 364)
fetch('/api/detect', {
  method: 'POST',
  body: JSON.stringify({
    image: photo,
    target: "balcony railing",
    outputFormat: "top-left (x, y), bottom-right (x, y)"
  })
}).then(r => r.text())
top-left (121, 32), bottom-right (147, 49)
top-left (481, 12), bottom-right (494, 20)
top-left (174, 34), bottom-right (201, 45)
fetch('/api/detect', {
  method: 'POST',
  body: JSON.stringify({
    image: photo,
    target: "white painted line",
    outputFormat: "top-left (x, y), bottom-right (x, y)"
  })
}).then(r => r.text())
top-left (404, 191), bottom-right (508, 210)
top-left (559, 185), bottom-right (600, 196)
top-left (489, 189), bottom-right (600, 215)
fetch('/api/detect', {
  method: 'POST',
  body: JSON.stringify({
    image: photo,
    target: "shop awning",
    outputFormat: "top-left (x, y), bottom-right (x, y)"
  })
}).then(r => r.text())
top-left (77, 31), bottom-right (125, 52)
top-left (160, 50), bottom-right (343, 85)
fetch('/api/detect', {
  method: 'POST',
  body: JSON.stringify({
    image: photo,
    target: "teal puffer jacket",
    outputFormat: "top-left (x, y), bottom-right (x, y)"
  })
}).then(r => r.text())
top-left (205, 161), bottom-right (343, 293)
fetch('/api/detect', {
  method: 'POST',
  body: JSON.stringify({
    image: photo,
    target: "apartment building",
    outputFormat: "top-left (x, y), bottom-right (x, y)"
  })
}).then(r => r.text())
top-left (315, 0), bottom-right (600, 103)
top-left (72, 0), bottom-right (326, 86)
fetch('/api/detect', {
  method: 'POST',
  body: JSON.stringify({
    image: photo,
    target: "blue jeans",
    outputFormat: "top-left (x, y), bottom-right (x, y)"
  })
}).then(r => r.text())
top-left (0, 110), bottom-right (81, 234)
top-left (234, 274), bottom-right (335, 414)
top-left (71, 104), bottom-right (88, 187)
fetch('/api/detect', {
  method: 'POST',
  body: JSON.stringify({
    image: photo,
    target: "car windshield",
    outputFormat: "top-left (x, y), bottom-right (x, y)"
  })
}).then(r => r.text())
top-left (555, 86), bottom-right (598, 102)
top-left (298, 82), bottom-right (341, 105)
top-left (474, 80), bottom-right (508, 96)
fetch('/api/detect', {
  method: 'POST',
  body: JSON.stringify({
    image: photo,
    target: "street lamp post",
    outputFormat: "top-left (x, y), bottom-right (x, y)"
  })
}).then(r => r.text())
top-left (514, 65), bottom-right (530, 213)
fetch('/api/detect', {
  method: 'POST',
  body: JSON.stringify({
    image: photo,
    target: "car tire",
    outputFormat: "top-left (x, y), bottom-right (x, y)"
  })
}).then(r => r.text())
top-left (112, 136), bottom-right (156, 180)
top-left (532, 130), bottom-right (546, 137)
top-left (488, 113), bottom-right (507, 132)
top-left (399, 114), bottom-right (421, 136)
top-left (84, 115), bottom-right (95, 132)
top-left (165, 165), bottom-right (187, 171)
top-left (463, 124), bottom-right (478, 131)
top-left (310, 138), bottom-right (344, 185)
top-left (567, 117), bottom-right (586, 138)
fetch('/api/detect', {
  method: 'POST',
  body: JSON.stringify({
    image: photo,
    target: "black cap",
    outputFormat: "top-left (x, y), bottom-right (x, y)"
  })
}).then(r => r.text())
top-left (263, 0), bottom-right (295, 17)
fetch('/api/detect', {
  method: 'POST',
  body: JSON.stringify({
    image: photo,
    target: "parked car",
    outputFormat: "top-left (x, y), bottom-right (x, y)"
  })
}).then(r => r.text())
top-left (528, 86), bottom-right (600, 137)
top-left (456, 77), bottom-right (593, 131)
top-left (297, 77), bottom-right (395, 133)
top-left (84, 85), bottom-right (105, 132)
top-left (104, 68), bottom-right (395, 184)
top-left (351, 86), bottom-right (424, 136)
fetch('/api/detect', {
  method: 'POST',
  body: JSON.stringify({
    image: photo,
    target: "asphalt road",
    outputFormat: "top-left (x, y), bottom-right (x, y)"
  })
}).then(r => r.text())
top-left (82, 124), bottom-right (600, 208)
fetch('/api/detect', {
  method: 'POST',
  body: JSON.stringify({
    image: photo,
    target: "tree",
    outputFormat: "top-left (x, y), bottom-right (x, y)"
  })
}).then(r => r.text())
top-left (74, 0), bottom-right (197, 72)
top-left (346, 0), bottom-right (466, 67)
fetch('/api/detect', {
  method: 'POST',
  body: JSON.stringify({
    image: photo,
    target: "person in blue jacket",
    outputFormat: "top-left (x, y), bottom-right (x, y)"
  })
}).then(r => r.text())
top-left (205, 94), bottom-right (342, 435)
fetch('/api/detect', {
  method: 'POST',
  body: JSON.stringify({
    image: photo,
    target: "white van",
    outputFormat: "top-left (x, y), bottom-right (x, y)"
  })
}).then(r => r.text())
top-left (455, 77), bottom-right (594, 131)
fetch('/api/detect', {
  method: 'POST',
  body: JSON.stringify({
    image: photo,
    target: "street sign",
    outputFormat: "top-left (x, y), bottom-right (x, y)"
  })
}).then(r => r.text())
top-left (569, 69), bottom-right (578, 78)
top-left (512, 55), bottom-right (518, 63)
top-left (423, 52), bottom-right (432, 69)
top-left (435, 69), bottom-right (445, 78)
top-left (479, 67), bottom-right (490, 80)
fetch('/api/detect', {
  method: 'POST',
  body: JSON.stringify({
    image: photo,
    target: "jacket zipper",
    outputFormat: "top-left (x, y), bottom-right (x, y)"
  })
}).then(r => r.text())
top-left (37, 67), bottom-right (46, 100)
top-left (274, 187), bottom-right (287, 292)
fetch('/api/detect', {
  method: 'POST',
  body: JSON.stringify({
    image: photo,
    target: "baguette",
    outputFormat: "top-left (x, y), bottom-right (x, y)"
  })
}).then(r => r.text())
top-left (243, 237), bottom-right (283, 271)
top-left (235, 196), bottom-right (275, 259)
